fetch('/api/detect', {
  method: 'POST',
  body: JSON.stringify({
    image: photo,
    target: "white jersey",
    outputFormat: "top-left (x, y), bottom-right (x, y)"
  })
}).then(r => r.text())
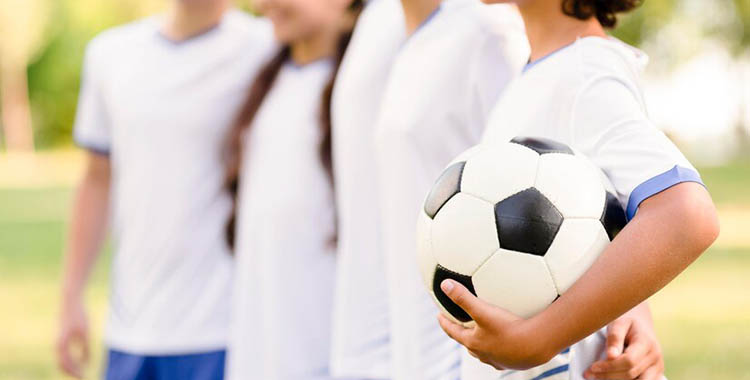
top-left (477, 36), bottom-right (700, 380)
top-left (225, 60), bottom-right (340, 380)
top-left (72, 11), bottom-right (274, 354)
top-left (330, 0), bottom-right (406, 378)
top-left (372, 1), bottom-right (529, 379)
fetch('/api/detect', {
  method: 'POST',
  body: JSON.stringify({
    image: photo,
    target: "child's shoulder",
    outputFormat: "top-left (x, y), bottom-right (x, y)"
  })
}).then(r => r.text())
top-left (429, 1), bottom-right (524, 44)
top-left (420, 1), bottom-right (527, 73)
top-left (521, 37), bottom-right (648, 108)
top-left (569, 37), bottom-right (648, 90)
top-left (472, 3), bottom-right (526, 37)
top-left (220, 10), bottom-right (273, 39)
top-left (89, 17), bottom-right (157, 51)
top-left (83, 18), bottom-right (156, 71)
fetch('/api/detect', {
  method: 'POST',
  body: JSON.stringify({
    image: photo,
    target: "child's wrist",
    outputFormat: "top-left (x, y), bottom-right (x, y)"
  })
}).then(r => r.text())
top-left (525, 309), bottom-right (570, 359)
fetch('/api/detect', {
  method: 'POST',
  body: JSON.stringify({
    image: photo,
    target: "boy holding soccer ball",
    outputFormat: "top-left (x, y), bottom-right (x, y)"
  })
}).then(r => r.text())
top-left (437, 0), bottom-right (719, 379)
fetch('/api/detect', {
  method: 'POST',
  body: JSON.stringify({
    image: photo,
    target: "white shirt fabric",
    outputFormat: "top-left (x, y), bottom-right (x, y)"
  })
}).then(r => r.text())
top-left (225, 60), bottom-right (340, 380)
top-left (329, 0), bottom-right (406, 377)
top-left (372, 2), bottom-right (529, 379)
top-left (476, 36), bottom-right (699, 380)
top-left (462, 332), bottom-right (607, 380)
top-left (73, 11), bottom-right (274, 354)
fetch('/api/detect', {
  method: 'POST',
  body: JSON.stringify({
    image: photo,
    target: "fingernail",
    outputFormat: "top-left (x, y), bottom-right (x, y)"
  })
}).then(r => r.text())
top-left (441, 280), bottom-right (454, 292)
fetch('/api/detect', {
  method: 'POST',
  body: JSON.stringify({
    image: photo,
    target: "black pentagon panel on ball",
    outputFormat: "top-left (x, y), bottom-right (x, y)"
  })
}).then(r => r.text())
top-left (510, 136), bottom-right (574, 155)
top-left (601, 191), bottom-right (627, 241)
top-left (494, 188), bottom-right (564, 256)
top-left (424, 161), bottom-right (466, 219)
top-left (433, 265), bottom-right (477, 323)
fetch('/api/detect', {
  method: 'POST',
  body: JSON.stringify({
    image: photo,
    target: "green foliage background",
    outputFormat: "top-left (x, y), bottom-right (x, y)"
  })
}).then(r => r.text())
top-left (26, 0), bottom-right (160, 148)
top-left (1, 2), bottom-right (749, 379)
top-left (20, 0), bottom-right (254, 148)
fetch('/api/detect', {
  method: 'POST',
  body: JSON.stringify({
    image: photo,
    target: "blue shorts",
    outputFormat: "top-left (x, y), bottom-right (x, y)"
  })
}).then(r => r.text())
top-left (105, 349), bottom-right (226, 380)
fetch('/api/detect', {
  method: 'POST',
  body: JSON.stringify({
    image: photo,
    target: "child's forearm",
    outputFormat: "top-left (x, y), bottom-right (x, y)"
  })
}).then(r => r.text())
top-left (529, 182), bottom-right (718, 359)
top-left (61, 154), bottom-right (111, 304)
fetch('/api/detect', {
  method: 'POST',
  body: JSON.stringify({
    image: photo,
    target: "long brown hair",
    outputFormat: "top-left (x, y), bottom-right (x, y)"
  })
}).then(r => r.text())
top-left (225, 1), bottom-right (364, 250)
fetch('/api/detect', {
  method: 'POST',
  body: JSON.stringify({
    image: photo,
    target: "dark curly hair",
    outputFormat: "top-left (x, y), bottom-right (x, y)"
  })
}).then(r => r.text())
top-left (561, 0), bottom-right (642, 28)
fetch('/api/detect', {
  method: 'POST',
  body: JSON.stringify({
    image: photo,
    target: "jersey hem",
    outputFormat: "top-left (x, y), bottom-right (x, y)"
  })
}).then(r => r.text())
top-left (105, 331), bottom-right (227, 356)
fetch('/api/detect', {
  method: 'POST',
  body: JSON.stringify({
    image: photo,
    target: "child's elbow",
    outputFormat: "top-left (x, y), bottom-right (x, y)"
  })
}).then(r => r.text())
top-left (697, 204), bottom-right (720, 251)
top-left (681, 184), bottom-right (720, 252)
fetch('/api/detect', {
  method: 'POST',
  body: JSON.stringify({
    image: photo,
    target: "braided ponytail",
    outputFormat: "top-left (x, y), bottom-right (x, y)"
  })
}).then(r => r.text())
top-left (224, 0), bottom-right (365, 250)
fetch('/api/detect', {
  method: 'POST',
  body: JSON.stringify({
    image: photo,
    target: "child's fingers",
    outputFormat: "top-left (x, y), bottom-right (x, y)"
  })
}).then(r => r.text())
top-left (589, 340), bottom-right (652, 377)
top-left (605, 318), bottom-right (631, 359)
top-left (437, 313), bottom-right (474, 348)
top-left (587, 358), bottom-right (653, 380)
top-left (440, 279), bottom-right (491, 324)
top-left (585, 359), bottom-right (608, 376)
top-left (638, 364), bottom-right (665, 380)
top-left (589, 370), bottom-right (639, 380)
top-left (56, 332), bottom-right (84, 379)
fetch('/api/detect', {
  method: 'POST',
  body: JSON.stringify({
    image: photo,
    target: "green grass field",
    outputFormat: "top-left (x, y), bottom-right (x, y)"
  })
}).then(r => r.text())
top-left (0, 161), bottom-right (748, 379)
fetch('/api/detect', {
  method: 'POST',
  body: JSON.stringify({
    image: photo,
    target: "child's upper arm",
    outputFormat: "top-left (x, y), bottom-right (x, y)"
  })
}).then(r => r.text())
top-left (569, 76), bottom-right (704, 220)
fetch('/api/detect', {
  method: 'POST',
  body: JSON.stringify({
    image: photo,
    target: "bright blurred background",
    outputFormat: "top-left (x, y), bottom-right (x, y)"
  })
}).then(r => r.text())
top-left (0, 0), bottom-right (748, 379)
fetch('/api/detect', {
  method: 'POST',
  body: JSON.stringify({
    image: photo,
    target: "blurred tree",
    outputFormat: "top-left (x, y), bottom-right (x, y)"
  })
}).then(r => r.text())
top-left (0, 0), bottom-right (51, 152)
top-left (27, 0), bottom-right (165, 148)
top-left (612, 0), bottom-right (680, 46)
top-left (734, 0), bottom-right (750, 47)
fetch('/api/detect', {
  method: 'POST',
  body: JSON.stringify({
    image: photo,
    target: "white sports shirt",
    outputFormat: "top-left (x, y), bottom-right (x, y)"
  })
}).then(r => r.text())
top-left (330, 0), bottom-right (406, 378)
top-left (477, 36), bottom-right (699, 380)
top-left (373, 1), bottom-right (529, 379)
top-left (225, 59), bottom-right (340, 380)
top-left (73, 11), bottom-right (274, 354)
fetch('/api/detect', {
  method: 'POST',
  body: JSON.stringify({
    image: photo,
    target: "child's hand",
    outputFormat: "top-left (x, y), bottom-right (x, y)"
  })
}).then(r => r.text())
top-left (583, 310), bottom-right (664, 380)
top-left (436, 279), bottom-right (557, 370)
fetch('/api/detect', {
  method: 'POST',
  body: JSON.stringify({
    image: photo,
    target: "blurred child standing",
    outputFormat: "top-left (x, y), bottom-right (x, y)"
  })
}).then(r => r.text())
top-left (371, 2), bottom-right (528, 378)
top-left (332, 0), bottom-right (529, 379)
top-left (329, 0), bottom-right (405, 378)
top-left (222, 0), bottom-right (362, 379)
top-left (58, 1), bottom-right (274, 379)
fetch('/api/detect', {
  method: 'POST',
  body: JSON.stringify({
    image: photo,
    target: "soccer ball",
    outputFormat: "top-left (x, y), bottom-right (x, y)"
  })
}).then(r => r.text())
top-left (417, 137), bottom-right (627, 325)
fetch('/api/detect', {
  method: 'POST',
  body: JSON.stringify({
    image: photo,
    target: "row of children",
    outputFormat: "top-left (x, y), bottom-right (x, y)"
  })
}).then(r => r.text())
top-left (58, 0), bottom-right (718, 379)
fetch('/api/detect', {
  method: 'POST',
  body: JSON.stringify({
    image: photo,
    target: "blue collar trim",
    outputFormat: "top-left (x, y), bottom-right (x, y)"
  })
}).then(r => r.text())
top-left (415, 4), bottom-right (442, 32)
top-left (523, 40), bottom-right (577, 73)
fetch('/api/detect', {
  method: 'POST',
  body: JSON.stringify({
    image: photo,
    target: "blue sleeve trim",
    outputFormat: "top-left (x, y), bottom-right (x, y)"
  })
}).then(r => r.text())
top-left (530, 364), bottom-right (569, 380)
top-left (626, 165), bottom-right (704, 220)
top-left (74, 137), bottom-right (111, 156)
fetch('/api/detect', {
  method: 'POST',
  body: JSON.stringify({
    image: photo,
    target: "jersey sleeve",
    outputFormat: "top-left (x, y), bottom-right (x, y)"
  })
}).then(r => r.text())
top-left (570, 76), bottom-right (704, 220)
top-left (73, 40), bottom-right (111, 155)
